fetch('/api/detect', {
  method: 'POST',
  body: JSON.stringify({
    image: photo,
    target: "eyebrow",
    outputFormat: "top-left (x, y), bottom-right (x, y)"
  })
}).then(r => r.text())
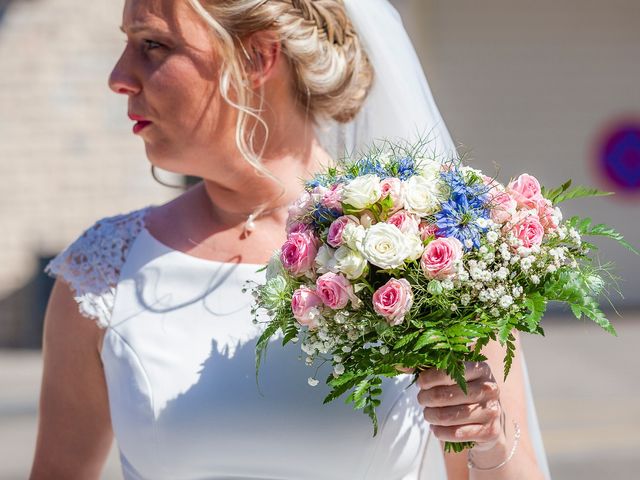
top-left (119, 23), bottom-right (168, 35)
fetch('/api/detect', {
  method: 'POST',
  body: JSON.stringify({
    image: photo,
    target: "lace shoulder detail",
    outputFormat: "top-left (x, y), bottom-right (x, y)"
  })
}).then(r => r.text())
top-left (44, 207), bottom-right (151, 328)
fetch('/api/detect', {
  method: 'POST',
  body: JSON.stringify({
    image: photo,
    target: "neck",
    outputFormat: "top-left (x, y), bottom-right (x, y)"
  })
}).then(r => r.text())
top-left (199, 131), bottom-right (332, 234)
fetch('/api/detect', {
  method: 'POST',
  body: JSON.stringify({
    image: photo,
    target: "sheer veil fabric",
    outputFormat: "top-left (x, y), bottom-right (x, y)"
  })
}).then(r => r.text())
top-left (315, 1), bottom-right (551, 478)
top-left (315, 0), bottom-right (457, 161)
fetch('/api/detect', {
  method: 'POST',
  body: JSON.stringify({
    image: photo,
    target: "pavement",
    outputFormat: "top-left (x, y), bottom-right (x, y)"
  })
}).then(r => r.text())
top-left (1, 313), bottom-right (638, 480)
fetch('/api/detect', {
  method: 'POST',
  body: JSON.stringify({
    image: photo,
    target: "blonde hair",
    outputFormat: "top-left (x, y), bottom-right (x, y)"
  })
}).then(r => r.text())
top-left (186, 0), bottom-right (374, 188)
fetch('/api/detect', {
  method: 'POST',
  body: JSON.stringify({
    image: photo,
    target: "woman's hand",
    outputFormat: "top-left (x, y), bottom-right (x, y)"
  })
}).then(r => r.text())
top-left (398, 336), bottom-right (547, 479)
top-left (398, 362), bottom-right (505, 450)
top-left (420, 362), bottom-right (504, 449)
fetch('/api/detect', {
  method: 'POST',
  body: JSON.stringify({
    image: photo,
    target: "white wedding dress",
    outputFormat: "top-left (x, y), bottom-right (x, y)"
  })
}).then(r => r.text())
top-left (45, 206), bottom-right (451, 480)
top-left (44, 1), bottom-right (552, 477)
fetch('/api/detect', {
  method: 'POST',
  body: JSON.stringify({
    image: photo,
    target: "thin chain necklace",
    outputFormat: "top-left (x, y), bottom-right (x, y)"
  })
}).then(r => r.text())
top-left (242, 203), bottom-right (290, 236)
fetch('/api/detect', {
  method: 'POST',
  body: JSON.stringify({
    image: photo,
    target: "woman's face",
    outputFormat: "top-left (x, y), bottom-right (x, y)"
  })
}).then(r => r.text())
top-left (109, 0), bottom-right (237, 176)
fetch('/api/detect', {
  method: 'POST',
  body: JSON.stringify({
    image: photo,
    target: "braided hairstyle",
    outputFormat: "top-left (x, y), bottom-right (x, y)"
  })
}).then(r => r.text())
top-left (186, 0), bottom-right (374, 178)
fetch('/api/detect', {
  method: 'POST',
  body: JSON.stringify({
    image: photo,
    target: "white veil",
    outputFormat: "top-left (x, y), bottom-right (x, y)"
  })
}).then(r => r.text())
top-left (315, 1), bottom-right (552, 478)
top-left (314, 0), bottom-right (457, 162)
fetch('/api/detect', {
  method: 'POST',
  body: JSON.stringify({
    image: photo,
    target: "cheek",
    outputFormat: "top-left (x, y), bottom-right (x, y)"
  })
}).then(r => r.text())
top-left (149, 57), bottom-right (225, 132)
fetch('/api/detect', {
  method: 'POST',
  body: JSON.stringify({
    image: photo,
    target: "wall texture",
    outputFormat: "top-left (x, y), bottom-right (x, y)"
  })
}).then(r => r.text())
top-left (400, 0), bottom-right (640, 306)
top-left (0, 0), bottom-right (179, 346)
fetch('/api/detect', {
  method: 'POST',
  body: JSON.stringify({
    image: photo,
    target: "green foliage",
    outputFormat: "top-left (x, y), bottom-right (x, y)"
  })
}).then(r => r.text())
top-left (541, 179), bottom-right (613, 205)
top-left (503, 332), bottom-right (517, 380)
top-left (444, 441), bottom-right (476, 454)
top-left (413, 331), bottom-right (448, 350)
top-left (254, 320), bottom-right (282, 393)
top-left (341, 203), bottom-right (361, 216)
top-left (570, 297), bottom-right (617, 336)
top-left (566, 216), bottom-right (640, 255)
top-left (282, 320), bottom-right (299, 346)
top-left (524, 292), bottom-right (547, 333)
top-left (544, 268), bottom-right (617, 336)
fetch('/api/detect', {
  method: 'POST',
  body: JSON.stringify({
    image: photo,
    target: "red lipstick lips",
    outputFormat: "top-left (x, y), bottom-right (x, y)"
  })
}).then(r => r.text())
top-left (128, 113), bottom-right (152, 134)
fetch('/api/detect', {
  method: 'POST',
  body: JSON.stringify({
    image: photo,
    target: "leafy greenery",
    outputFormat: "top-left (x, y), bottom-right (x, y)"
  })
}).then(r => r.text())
top-left (566, 216), bottom-right (640, 255)
top-left (541, 179), bottom-right (613, 205)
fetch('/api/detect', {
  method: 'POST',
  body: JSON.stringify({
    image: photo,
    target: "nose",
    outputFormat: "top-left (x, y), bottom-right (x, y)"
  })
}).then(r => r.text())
top-left (108, 51), bottom-right (141, 96)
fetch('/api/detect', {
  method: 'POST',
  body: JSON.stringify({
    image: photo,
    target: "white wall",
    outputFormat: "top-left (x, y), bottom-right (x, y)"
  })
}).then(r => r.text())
top-left (395, 0), bottom-right (640, 307)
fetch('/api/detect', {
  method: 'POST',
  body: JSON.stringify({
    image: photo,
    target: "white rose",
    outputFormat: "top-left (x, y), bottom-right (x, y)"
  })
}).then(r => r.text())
top-left (334, 246), bottom-right (368, 279)
top-left (314, 245), bottom-right (337, 274)
top-left (341, 174), bottom-right (382, 210)
top-left (360, 223), bottom-right (410, 269)
top-left (419, 160), bottom-right (442, 181)
top-left (377, 150), bottom-right (395, 167)
top-left (342, 223), bottom-right (366, 251)
top-left (405, 233), bottom-right (425, 261)
top-left (402, 175), bottom-right (443, 216)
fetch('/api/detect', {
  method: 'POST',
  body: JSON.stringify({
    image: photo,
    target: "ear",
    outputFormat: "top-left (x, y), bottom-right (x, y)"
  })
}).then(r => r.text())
top-left (242, 30), bottom-right (282, 88)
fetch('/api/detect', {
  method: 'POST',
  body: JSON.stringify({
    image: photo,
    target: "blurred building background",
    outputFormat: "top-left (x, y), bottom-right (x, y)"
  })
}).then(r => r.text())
top-left (0, 0), bottom-right (182, 349)
top-left (0, 0), bottom-right (638, 479)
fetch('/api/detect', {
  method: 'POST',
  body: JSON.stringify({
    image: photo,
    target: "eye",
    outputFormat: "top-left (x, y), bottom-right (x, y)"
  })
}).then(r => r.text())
top-left (143, 39), bottom-right (165, 52)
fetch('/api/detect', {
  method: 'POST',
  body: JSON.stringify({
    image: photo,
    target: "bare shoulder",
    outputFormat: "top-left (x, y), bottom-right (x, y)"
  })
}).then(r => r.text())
top-left (45, 278), bottom-right (107, 354)
top-left (30, 279), bottom-right (114, 479)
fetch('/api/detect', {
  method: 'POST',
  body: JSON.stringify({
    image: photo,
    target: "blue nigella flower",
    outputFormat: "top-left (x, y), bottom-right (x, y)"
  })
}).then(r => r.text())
top-left (305, 174), bottom-right (339, 190)
top-left (435, 192), bottom-right (490, 250)
top-left (440, 168), bottom-right (492, 210)
top-left (305, 178), bottom-right (323, 189)
top-left (311, 204), bottom-right (341, 228)
top-left (393, 156), bottom-right (418, 180)
top-left (343, 157), bottom-right (387, 179)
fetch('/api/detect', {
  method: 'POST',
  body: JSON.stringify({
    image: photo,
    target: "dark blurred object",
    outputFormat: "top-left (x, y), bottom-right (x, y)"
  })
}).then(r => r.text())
top-left (0, 255), bottom-right (53, 349)
top-left (593, 117), bottom-right (640, 195)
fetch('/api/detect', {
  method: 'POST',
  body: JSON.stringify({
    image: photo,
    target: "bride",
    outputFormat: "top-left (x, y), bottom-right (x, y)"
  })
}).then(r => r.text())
top-left (31, 0), bottom-right (551, 479)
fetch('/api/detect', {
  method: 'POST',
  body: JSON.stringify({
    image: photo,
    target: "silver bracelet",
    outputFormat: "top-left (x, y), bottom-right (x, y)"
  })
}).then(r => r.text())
top-left (467, 419), bottom-right (521, 471)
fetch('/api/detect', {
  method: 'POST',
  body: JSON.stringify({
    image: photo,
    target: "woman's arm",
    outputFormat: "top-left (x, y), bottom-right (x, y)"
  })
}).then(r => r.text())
top-left (30, 279), bottom-right (114, 480)
top-left (418, 332), bottom-right (545, 479)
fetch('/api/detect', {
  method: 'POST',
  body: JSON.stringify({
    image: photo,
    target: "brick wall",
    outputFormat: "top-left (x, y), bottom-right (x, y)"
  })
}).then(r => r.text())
top-left (0, 0), bottom-right (179, 346)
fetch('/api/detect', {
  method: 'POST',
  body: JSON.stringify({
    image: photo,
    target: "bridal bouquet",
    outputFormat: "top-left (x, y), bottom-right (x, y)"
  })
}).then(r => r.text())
top-left (247, 139), bottom-right (637, 452)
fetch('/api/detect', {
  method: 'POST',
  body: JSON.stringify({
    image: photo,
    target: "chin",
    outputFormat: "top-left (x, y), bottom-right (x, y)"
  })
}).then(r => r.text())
top-left (144, 145), bottom-right (189, 176)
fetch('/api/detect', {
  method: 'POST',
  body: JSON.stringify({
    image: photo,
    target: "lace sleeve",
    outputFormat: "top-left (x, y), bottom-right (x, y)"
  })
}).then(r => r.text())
top-left (44, 207), bottom-right (150, 328)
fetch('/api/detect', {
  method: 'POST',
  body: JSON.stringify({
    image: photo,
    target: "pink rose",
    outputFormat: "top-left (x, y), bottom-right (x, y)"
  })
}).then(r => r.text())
top-left (419, 221), bottom-right (439, 241)
top-left (291, 287), bottom-right (323, 329)
top-left (490, 190), bottom-right (518, 224)
top-left (280, 231), bottom-right (319, 277)
top-left (286, 192), bottom-right (314, 231)
top-left (321, 183), bottom-right (344, 212)
top-left (380, 178), bottom-right (403, 213)
top-left (372, 278), bottom-right (414, 326)
top-left (535, 198), bottom-right (559, 232)
top-left (286, 221), bottom-right (312, 235)
top-left (387, 210), bottom-right (420, 235)
top-left (327, 215), bottom-right (359, 248)
top-left (481, 174), bottom-right (502, 190)
top-left (420, 237), bottom-right (464, 280)
top-left (508, 174), bottom-right (543, 208)
top-left (316, 272), bottom-right (356, 309)
top-left (511, 215), bottom-right (545, 248)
